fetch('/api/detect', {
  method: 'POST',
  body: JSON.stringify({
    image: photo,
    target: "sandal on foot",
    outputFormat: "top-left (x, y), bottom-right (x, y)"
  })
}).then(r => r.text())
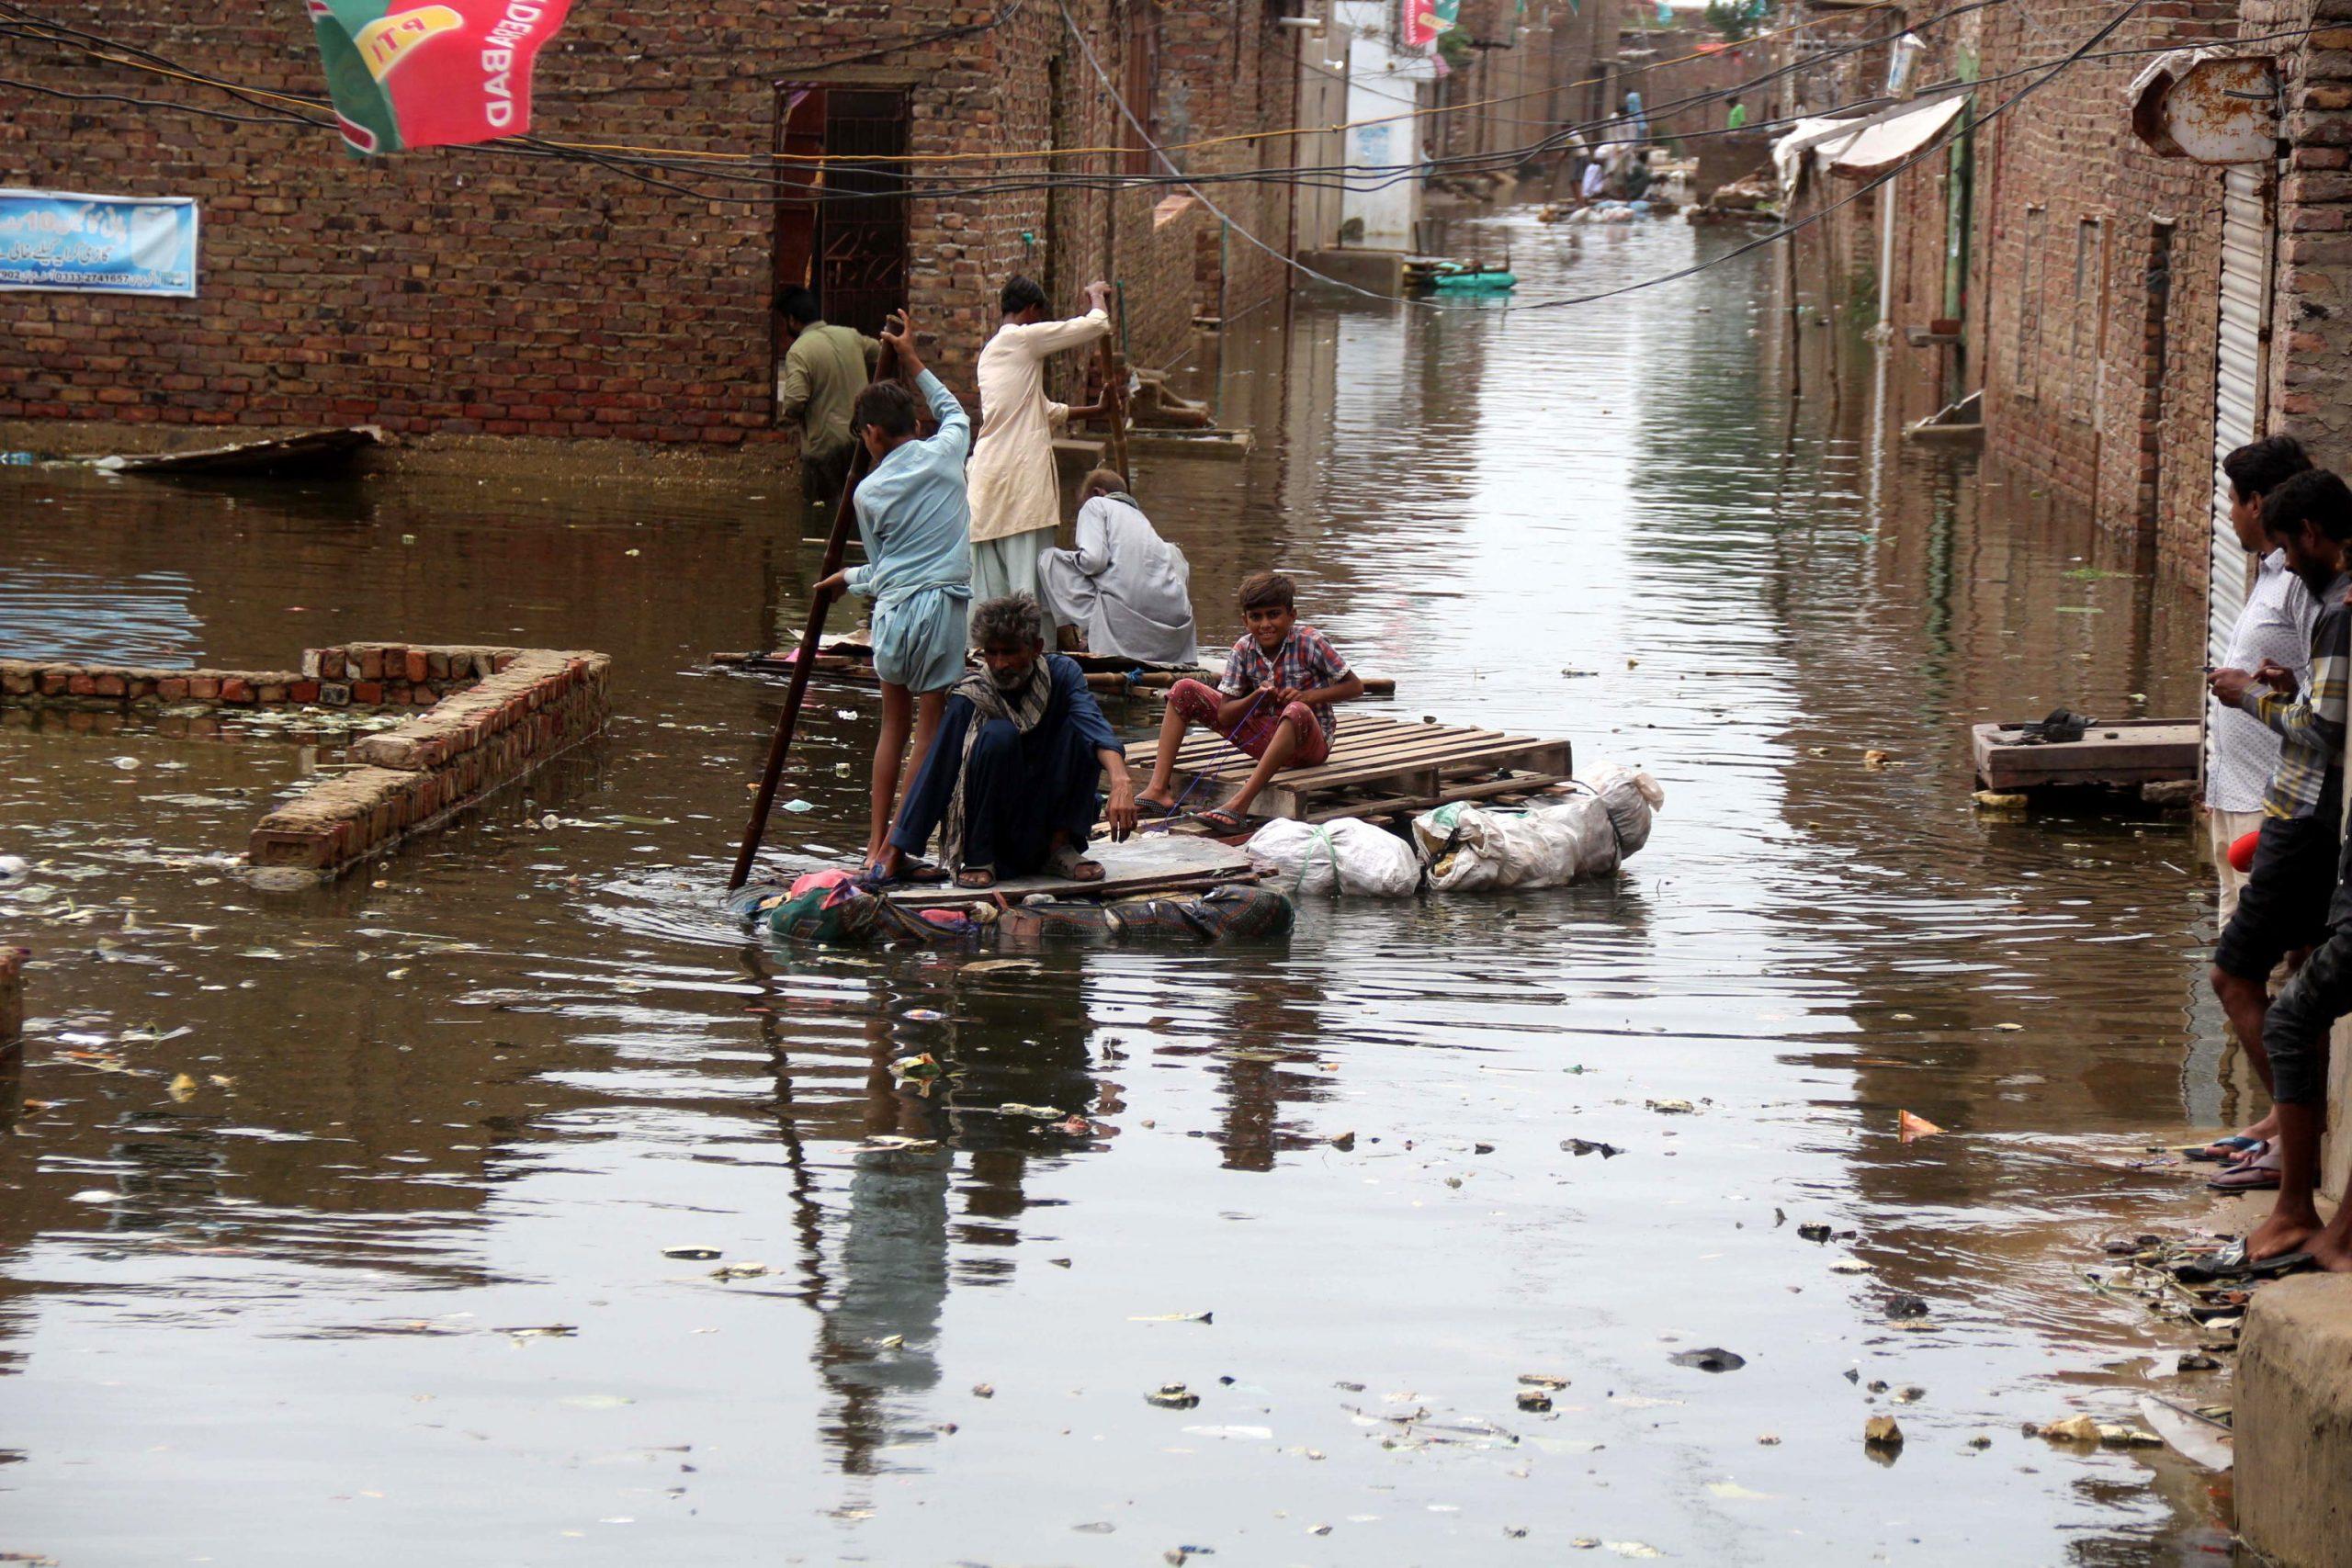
top-left (1192, 806), bottom-right (1250, 834)
top-left (1046, 843), bottom-right (1105, 883)
top-left (954, 865), bottom-right (998, 890)
top-left (2247, 1250), bottom-right (2318, 1279)
top-left (1134, 796), bottom-right (1181, 821)
top-left (895, 857), bottom-right (950, 885)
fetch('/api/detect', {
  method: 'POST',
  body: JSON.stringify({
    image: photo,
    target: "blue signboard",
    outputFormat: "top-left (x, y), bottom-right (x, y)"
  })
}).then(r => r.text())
top-left (0, 189), bottom-right (198, 298)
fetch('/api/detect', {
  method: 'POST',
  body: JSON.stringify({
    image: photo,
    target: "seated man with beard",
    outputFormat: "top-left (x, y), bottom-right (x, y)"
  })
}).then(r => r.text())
top-left (876, 592), bottom-right (1139, 890)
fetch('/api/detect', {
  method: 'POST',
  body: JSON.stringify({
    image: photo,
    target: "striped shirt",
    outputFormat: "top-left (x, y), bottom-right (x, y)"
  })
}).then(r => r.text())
top-left (2207, 550), bottom-right (2317, 813)
top-left (2244, 570), bottom-right (2352, 819)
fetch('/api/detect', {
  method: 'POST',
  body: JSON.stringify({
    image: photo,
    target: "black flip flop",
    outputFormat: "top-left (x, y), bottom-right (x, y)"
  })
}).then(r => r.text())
top-left (896, 857), bottom-right (951, 885)
top-left (1192, 807), bottom-right (1249, 834)
top-left (2247, 1250), bottom-right (2318, 1280)
top-left (1134, 797), bottom-right (1181, 821)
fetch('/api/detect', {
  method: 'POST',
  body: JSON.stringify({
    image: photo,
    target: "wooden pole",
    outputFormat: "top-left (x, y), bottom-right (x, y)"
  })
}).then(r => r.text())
top-left (728, 339), bottom-right (903, 891)
top-left (1097, 316), bottom-right (1131, 482)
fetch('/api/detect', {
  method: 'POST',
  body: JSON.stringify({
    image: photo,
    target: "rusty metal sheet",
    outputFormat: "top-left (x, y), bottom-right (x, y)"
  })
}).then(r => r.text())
top-left (2130, 50), bottom-right (2278, 164)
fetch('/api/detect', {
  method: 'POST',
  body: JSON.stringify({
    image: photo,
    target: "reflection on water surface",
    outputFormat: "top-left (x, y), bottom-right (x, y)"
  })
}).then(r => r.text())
top-left (0, 210), bottom-right (2233, 1564)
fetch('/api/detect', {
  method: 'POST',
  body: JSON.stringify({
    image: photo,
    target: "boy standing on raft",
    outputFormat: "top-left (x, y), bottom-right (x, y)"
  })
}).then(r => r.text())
top-left (812, 310), bottom-right (971, 876)
top-left (1136, 570), bottom-right (1363, 831)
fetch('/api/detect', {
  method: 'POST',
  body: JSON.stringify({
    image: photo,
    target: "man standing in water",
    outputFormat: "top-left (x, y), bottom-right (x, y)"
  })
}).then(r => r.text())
top-left (775, 288), bottom-right (880, 533)
top-left (2206, 467), bottom-right (2352, 1267)
top-left (811, 310), bottom-right (970, 879)
top-left (966, 276), bottom-right (1113, 644)
top-left (2195, 435), bottom-right (2315, 1182)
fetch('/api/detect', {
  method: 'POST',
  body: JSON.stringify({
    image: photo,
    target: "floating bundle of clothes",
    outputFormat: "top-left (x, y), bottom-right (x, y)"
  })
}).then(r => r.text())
top-left (1247, 763), bottom-right (1665, 897)
top-left (730, 869), bottom-right (1293, 947)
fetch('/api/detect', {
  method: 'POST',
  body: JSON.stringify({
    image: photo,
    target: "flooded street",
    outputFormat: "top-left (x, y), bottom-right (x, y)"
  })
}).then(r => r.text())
top-left (0, 211), bottom-right (2242, 1563)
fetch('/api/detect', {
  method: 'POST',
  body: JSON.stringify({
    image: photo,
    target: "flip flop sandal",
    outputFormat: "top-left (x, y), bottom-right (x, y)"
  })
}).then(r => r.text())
top-left (1192, 807), bottom-right (1250, 834)
top-left (1134, 798), bottom-right (1181, 821)
top-left (2247, 1250), bottom-right (2318, 1279)
top-left (2185, 1134), bottom-right (2266, 1164)
top-left (954, 865), bottom-right (998, 890)
top-left (1046, 844), bottom-right (1105, 882)
top-left (2208, 1161), bottom-right (2282, 1192)
top-left (896, 857), bottom-right (950, 885)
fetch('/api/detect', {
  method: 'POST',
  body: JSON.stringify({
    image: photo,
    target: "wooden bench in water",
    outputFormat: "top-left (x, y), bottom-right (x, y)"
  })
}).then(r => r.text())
top-left (1970, 716), bottom-right (2198, 791)
top-left (882, 831), bottom-right (1261, 910)
top-left (1127, 713), bottom-right (1574, 824)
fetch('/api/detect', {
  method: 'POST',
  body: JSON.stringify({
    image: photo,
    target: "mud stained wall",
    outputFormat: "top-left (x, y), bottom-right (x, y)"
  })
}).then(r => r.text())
top-left (1969, 0), bottom-right (2241, 580)
top-left (0, 0), bottom-right (1298, 446)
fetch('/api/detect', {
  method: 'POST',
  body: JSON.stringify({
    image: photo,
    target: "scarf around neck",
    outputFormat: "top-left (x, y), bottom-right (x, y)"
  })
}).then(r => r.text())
top-left (939, 657), bottom-right (1054, 870)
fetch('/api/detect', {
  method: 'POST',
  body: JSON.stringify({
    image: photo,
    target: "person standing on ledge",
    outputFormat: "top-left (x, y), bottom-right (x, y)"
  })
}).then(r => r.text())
top-left (966, 276), bottom-right (1112, 645)
top-left (775, 287), bottom-right (881, 533)
top-left (811, 309), bottom-right (971, 879)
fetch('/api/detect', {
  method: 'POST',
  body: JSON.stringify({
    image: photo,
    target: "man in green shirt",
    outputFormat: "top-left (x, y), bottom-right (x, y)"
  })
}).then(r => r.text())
top-left (776, 288), bottom-right (882, 531)
top-left (1725, 96), bottom-right (1748, 130)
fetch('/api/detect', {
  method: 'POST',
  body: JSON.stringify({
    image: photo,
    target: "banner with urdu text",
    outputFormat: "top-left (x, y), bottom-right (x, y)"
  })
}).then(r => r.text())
top-left (304, 0), bottom-right (576, 154)
top-left (0, 190), bottom-right (198, 297)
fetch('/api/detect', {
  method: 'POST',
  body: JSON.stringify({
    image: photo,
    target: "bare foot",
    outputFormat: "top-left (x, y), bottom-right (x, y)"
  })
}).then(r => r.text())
top-left (2247, 1206), bottom-right (2324, 1262)
top-left (2310, 1228), bottom-right (2352, 1272)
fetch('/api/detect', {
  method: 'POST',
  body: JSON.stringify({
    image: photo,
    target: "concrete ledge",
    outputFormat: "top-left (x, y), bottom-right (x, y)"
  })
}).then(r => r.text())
top-left (1297, 248), bottom-right (1406, 299)
top-left (0, 945), bottom-right (23, 1042)
top-left (2236, 1273), bottom-right (2352, 1568)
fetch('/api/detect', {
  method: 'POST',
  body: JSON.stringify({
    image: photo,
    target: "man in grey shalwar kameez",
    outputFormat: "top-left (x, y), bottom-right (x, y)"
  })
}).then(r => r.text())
top-left (1036, 469), bottom-right (1199, 666)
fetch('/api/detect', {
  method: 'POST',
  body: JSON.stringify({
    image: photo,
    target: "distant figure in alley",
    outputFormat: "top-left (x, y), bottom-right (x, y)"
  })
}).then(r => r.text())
top-left (775, 288), bottom-right (881, 532)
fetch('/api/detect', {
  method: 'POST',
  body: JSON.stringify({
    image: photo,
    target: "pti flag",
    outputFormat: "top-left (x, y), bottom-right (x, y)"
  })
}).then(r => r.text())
top-left (1400, 0), bottom-right (1461, 49)
top-left (306, 0), bottom-right (575, 153)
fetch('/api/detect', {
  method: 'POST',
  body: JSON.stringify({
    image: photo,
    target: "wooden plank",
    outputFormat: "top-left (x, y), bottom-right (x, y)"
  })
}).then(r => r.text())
top-left (881, 832), bottom-right (1259, 909)
top-left (1972, 720), bottom-right (2197, 790)
top-left (1272, 736), bottom-right (1568, 795)
top-left (1298, 772), bottom-right (1576, 823)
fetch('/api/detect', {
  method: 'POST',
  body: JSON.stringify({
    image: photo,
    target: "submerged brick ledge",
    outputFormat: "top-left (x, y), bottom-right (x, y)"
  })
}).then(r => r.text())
top-left (1, 944), bottom-right (24, 1042)
top-left (0, 640), bottom-right (612, 880)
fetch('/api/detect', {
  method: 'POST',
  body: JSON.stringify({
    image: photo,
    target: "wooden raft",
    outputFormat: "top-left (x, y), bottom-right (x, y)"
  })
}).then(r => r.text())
top-left (1129, 713), bottom-right (1573, 823)
top-left (1970, 717), bottom-right (2198, 791)
top-left (882, 832), bottom-right (1260, 910)
top-left (710, 643), bottom-right (1396, 701)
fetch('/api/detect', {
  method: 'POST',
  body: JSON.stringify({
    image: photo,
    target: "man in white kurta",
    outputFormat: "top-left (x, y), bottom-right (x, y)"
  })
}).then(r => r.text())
top-left (967, 276), bottom-right (1111, 642)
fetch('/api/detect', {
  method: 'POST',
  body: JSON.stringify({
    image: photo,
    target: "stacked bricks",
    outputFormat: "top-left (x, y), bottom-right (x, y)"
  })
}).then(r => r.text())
top-left (0, 945), bottom-right (23, 1043)
top-left (248, 650), bottom-right (613, 874)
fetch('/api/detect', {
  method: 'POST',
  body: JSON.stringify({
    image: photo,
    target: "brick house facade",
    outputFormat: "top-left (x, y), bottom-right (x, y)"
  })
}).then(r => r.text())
top-left (0, 1), bottom-right (1301, 450)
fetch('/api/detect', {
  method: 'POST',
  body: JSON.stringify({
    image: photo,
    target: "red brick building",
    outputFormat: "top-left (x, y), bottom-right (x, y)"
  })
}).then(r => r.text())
top-left (0, 1), bottom-right (1303, 452)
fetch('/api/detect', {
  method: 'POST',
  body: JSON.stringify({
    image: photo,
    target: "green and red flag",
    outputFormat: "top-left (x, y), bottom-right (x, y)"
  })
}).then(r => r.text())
top-left (304, 0), bottom-right (576, 154)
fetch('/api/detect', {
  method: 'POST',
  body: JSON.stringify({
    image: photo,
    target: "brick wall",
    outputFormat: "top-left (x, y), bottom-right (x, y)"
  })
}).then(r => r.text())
top-left (0, 0), bottom-right (1301, 446)
top-left (1776, 0), bottom-right (2242, 580)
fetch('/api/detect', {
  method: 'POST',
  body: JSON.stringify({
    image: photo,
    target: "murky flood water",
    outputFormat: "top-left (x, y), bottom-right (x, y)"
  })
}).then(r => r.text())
top-left (1, 211), bottom-right (2246, 1564)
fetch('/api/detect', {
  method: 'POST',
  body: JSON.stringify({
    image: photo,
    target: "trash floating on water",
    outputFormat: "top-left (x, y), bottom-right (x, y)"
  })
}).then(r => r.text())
top-left (1128, 1312), bottom-right (1213, 1324)
top-left (1515, 1389), bottom-right (1554, 1412)
top-left (1668, 1347), bottom-right (1747, 1372)
top-left (781, 799), bottom-right (814, 813)
top-left (1973, 789), bottom-right (2029, 809)
top-left (1797, 1223), bottom-right (1834, 1242)
top-left (999, 1102), bottom-right (1065, 1120)
top-left (889, 1053), bottom-right (945, 1081)
top-left (662, 1247), bottom-right (722, 1260)
top-left (709, 1262), bottom-right (771, 1280)
top-left (1885, 1294), bottom-right (1930, 1319)
top-left (971, 1383), bottom-right (995, 1398)
top-left (1862, 750), bottom-right (1892, 770)
top-left (1562, 1138), bottom-right (1623, 1157)
top-left (1518, 1372), bottom-right (1570, 1389)
top-left (2037, 1415), bottom-right (2160, 1448)
top-left (1147, 1382), bottom-right (1201, 1409)
top-left (902, 1009), bottom-right (944, 1022)
top-left (1864, 1416), bottom-right (1904, 1450)
top-left (1899, 1110), bottom-right (1945, 1141)
top-left (1645, 1098), bottom-right (1695, 1114)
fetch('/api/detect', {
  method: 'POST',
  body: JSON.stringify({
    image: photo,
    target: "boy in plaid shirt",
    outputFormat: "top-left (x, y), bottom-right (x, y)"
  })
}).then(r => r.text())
top-left (1136, 570), bottom-right (1363, 831)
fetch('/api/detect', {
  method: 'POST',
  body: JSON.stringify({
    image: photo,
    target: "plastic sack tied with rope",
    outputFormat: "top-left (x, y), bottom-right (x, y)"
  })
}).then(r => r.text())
top-left (1408, 764), bottom-right (1666, 892)
top-left (1244, 817), bottom-right (1423, 897)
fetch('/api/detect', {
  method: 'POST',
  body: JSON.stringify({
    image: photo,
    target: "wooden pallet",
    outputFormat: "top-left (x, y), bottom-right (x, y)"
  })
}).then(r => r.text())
top-left (1971, 716), bottom-right (2197, 791)
top-left (1127, 713), bottom-right (1572, 822)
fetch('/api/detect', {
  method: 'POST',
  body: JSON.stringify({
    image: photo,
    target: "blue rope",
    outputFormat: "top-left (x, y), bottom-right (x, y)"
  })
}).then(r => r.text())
top-left (1139, 687), bottom-right (1271, 833)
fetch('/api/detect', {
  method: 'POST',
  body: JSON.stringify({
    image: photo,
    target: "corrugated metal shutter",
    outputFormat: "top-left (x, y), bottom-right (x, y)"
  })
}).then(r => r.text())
top-left (2210, 165), bottom-right (2274, 669)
